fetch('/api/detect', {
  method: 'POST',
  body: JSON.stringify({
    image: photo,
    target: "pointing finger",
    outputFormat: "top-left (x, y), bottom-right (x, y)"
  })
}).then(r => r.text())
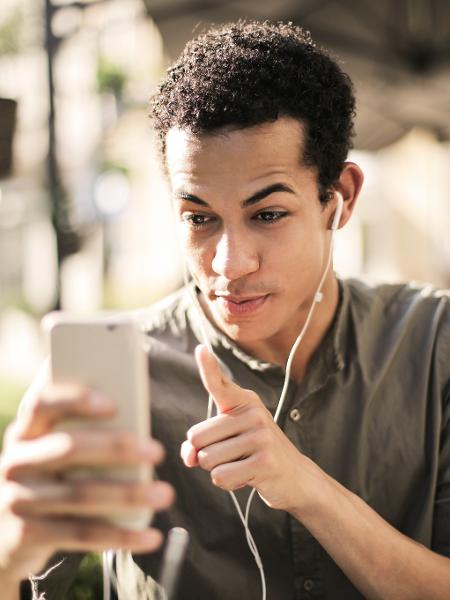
top-left (194, 345), bottom-right (260, 414)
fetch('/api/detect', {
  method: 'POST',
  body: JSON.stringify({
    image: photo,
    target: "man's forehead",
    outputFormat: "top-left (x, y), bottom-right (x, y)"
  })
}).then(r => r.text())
top-left (165, 118), bottom-right (307, 184)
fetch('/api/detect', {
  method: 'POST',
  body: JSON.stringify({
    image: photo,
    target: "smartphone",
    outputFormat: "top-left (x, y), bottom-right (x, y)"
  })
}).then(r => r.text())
top-left (42, 312), bottom-right (152, 530)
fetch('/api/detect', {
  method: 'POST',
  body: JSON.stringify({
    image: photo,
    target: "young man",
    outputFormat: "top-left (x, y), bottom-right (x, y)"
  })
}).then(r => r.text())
top-left (1, 20), bottom-right (449, 600)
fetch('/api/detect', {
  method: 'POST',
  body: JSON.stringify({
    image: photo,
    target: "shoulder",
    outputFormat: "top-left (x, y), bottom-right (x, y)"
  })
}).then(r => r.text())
top-left (129, 287), bottom-right (190, 340)
top-left (344, 277), bottom-right (450, 325)
top-left (342, 278), bottom-right (450, 381)
top-left (128, 287), bottom-right (199, 369)
top-left (130, 288), bottom-right (201, 406)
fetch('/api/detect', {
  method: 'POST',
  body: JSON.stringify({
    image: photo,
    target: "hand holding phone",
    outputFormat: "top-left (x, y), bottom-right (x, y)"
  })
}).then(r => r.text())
top-left (42, 312), bottom-right (153, 530)
top-left (0, 349), bottom-right (174, 589)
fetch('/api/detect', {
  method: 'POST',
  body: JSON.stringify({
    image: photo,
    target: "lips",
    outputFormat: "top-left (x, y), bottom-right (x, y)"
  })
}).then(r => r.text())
top-left (214, 294), bottom-right (270, 316)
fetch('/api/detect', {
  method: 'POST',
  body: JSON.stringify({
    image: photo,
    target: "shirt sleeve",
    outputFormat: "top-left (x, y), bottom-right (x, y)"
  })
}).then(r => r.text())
top-left (432, 380), bottom-right (450, 557)
top-left (431, 297), bottom-right (450, 557)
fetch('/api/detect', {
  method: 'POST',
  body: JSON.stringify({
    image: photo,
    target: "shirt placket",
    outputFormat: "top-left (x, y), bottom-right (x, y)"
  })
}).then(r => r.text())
top-left (281, 377), bottom-right (332, 600)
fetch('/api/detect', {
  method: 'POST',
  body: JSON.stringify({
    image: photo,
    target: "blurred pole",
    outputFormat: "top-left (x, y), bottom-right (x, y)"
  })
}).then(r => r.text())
top-left (44, 0), bottom-right (113, 310)
top-left (44, 0), bottom-right (62, 309)
top-left (45, 0), bottom-right (65, 310)
top-left (0, 99), bottom-right (17, 178)
top-left (44, 0), bottom-right (83, 310)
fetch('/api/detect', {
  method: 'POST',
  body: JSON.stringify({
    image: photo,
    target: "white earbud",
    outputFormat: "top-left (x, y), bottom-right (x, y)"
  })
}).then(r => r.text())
top-left (331, 191), bottom-right (344, 231)
top-left (314, 191), bottom-right (343, 304)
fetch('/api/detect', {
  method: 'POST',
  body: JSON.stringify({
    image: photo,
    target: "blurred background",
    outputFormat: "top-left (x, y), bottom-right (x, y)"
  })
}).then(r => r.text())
top-left (1, 0), bottom-right (450, 462)
top-left (0, 1), bottom-right (449, 596)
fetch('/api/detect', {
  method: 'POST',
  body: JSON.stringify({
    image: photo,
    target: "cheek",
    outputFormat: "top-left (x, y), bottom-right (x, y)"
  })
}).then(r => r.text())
top-left (262, 229), bottom-right (316, 269)
top-left (264, 230), bottom-right (325, 289)
top-left (182, 237), bottom-right (213, 278)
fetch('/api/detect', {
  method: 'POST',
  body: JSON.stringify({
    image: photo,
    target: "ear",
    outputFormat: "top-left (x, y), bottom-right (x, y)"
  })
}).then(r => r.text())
top-left (330, 162), bottom-right (364, 230)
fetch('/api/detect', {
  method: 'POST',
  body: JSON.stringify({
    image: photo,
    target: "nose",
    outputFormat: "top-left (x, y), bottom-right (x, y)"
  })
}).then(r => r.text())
top-left (211, 232), bottom-right (259, 280)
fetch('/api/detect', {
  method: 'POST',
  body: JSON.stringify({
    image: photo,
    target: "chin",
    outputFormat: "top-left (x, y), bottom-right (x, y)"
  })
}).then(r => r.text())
top-left (219, 318), bottom-right (279, 345)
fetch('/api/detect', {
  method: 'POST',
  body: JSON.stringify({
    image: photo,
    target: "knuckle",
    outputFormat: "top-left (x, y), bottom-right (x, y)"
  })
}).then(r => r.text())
top-left (197, 450), bottom-right (212, 471)
top-left (38, 384), bottom-right (90, 418)
top-left (211, 466), bottom-right (227, 489)
top-left (123, 484), bottom-right (145, 505)
top-left (246, 389), bottom-right (260, 403)
top-left (157, 482), bottom-right (175, 506)
top-left (118, 529), bottom-right (140, 547)
top-left (8, 494), bottom-right (26, 516)
top-left (2, 421), bottom-right (19, 446)
top-left (58, 433), bottom-right (77, 460)
top-left (149, 439), bottom-right (165, 463)
top-left (239, 388), bottom-right (260, 406)
top-left (0, 456), bottom-right (19, 481)
top-left (27, 391), bottom-right (48, 420)
top-left (247, 405), bottom-right (266, 426)
top-left (255, 449), bottom-right (275, 471)
top-left (1, 483), bottom-right (23, 514)
top-left (73, 387), bottom-right (92, 411)
top-left (221, 376), bottom-right (233, 391)
top-left (76, 521), bottom-right (96, 543)
top-left (187, 428), bottom-right (203, 450)
top-left (255, 426), bottom-right (273, 447)
top-left (112, 431), bottom-right (138, 458)
top-left (68, 483), bottom-right (90, 504)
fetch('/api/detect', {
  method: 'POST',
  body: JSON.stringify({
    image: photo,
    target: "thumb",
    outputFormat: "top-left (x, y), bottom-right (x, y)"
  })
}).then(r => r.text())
top-left (195, 344), bottom-right (255, 414)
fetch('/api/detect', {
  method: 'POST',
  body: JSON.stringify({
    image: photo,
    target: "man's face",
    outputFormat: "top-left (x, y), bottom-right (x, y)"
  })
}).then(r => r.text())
top-left (166, 116), bottom-right (334, 348)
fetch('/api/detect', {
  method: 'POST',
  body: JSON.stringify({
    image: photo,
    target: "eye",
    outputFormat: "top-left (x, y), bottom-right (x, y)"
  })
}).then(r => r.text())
top-left (254, 210), bottom-right (288, 224)
top-left (182, 213), bottom-right (216, 229)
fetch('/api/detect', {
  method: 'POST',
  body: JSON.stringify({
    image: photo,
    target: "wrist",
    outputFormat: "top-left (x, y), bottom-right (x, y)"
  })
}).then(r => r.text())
top-left (286, 455), bottom-right (336, 522)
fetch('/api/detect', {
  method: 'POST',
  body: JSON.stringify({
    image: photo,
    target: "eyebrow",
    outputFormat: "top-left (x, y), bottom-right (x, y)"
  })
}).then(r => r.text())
top-left (174, 182), bottom-right (296, 208)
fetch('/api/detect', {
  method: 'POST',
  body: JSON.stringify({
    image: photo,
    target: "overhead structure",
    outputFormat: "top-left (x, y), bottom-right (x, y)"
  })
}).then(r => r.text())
top-left (142, 0), bottom-right (450, 150)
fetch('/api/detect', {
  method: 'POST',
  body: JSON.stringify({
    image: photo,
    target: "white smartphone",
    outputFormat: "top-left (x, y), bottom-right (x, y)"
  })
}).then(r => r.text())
top-left (42, 312), bottom-right (152, 530)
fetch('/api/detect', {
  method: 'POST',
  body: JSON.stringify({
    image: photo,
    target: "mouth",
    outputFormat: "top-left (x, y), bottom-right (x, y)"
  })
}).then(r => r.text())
top-left (213, 293), bottom-right (270, 316)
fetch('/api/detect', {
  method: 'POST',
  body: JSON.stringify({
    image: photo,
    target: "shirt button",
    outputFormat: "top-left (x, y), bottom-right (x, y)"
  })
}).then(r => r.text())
top-left (289, 408), bottom-right (301, 422)
top-left (303, 578), bottom-right (314, 591)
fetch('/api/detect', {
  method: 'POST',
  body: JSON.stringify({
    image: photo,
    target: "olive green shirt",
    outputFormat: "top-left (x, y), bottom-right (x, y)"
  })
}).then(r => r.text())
top-left (27, 278), bottom-right (450, 599)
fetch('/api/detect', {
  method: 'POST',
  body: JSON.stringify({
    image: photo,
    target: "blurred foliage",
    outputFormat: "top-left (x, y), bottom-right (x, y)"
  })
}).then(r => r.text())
top-left (97, 57), bottom-right (127, 99)
top-left (100, 160), bottom-right (129, 176)
top-left (67, 553), bottom-right (103, 600)
top-left (0, 6), bottom-right (23, 56)
top-left (0, 376), bottom-right (25, 445)
top-left (0, 290), bottom-right (43, 318)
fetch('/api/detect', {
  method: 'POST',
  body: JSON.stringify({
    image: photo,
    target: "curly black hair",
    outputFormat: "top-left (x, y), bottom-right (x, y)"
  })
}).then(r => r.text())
top-left (150, 20), bottom-right (355, 203)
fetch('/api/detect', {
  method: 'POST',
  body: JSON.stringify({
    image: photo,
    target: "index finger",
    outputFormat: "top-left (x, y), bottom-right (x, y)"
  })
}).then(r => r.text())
top-left (195, 345), bottom-right (258, 414)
